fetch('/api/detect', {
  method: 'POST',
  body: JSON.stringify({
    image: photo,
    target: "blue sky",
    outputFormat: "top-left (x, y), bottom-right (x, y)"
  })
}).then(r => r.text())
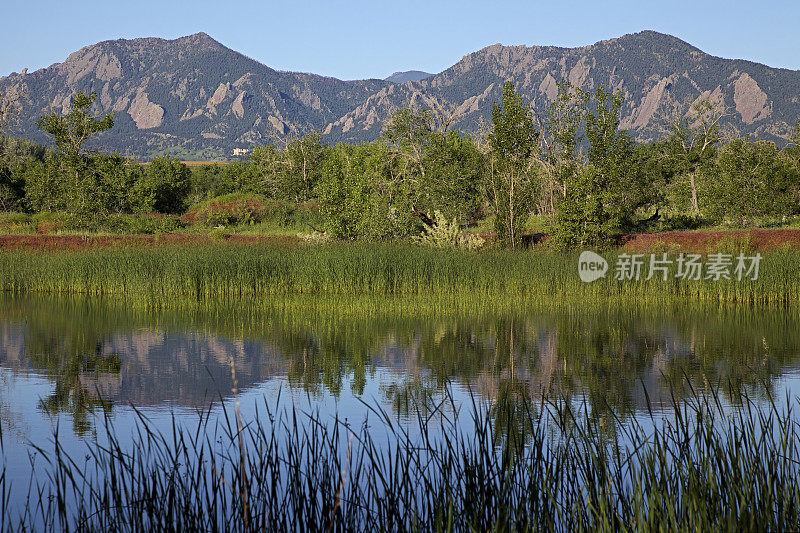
top-left (2, 0), bottom-right (798, 80)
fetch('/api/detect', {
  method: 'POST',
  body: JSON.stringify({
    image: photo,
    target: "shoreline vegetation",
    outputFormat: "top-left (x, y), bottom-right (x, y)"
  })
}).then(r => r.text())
top-left (1, 82), bottom-right (800, 251)
top-left (2, 387), bottom-right (799, 531)
top-left (1, 242), bottom-right (799, 307)
top-left (2, 226), bottom-right (800, 249)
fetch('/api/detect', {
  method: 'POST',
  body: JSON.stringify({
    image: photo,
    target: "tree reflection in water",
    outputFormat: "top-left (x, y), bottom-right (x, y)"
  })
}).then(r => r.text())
top-left (0, 295), bottom-right (797, 436)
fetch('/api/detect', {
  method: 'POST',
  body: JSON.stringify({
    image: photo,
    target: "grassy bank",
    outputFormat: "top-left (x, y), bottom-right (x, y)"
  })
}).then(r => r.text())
top-left (2, 388), bottom-right (798, 531)
top-left (1, 242), bottom-right (799, 307)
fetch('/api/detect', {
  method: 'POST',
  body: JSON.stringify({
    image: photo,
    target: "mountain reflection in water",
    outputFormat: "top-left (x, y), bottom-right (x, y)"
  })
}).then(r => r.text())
top-left (1, 295), bottom-right (798, 437)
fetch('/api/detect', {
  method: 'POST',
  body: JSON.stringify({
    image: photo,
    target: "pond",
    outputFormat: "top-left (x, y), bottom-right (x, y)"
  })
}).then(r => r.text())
top-left (1, 294), bottom-right (799, 528)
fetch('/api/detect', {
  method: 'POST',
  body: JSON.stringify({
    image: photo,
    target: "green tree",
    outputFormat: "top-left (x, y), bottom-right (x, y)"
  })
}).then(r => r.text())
top-left (36, 91), bottom-right (114, 212)
top-left (550, 84), bottom-right (665, 247)
top-left (0, 136), bottom-right (47, 211)
top-left (23, 157), bottom-right (66, 212)
top-left (315, 144), bottom-right (366, 239)
top-left (89, 154), bottom-right (151, 213)
top-left (705, 139), bottom-right (799, 224)
top-left (249, 143), bottom-right (284, 198)
top-left (384, 107), bottom-right (436, 180)
top-left (281, 132), bottom-right (325, 202)
top-left (488, 82), bottom-right (538, 247)
top-left (316, 141), bottom-right (415, 240)
top-left (587, 87), bottom-right (657, 229)
top-left (36, 91), bottom-right (114, 162)
top-left (553, 165), bottom-right (616, 247)
top-left (0, 91), bottom-right (27, 210)
top-left (423, 131), bottom-right (485, 223)
top-left (145, 156), bottom-right (191, 213)
top-left (535, 81), bottom-right (588, 215)
top-left (663, 98), bottom-right (726, 215)
top-left (383, 107), bottom-right (441, 225)
top-left (385, 106), bottom-right (487, 228)
top-left (787, 119), bottom-right (800, 164)
top-left (585, 87), bottom-right (629, 169)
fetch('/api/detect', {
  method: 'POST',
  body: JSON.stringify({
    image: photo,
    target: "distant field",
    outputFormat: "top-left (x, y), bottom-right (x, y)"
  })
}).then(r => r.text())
top-left (140, 160), bottom-right (230, 166)
top-left (180, 160), bottom-right (231, 166)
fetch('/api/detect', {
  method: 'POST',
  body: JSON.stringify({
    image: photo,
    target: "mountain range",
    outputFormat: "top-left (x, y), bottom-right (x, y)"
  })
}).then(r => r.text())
top-left (384, 71), bottom-right (433, 83)
top-left (1, 31), bottom-right (798, 160)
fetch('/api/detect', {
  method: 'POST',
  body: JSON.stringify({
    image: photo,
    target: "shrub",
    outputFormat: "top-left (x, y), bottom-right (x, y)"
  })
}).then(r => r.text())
top-left (0, 212), bottom-right (34, 234)
top-left (209, 226), bottom-right (232, 240)
top-left (413, 210), bottom-right (485, 250)
top-left (31, 212), bottom-right (78, 234)
top-left (657, 214), bottom-right (706, 232)
top-left (297, 231), bottom-right (331, 245)
top-left (182, 194), bottom-right (294, 227)
top-left (154, 215), bottom-right (185, 233)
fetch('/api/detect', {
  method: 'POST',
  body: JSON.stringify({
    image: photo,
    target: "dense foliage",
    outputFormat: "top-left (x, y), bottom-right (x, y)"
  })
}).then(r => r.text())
top-left (0, 85), bottom-right (799, 246)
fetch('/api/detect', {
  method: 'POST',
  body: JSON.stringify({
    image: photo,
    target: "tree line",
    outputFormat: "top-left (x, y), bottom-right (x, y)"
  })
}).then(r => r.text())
top-left (0, 84), bottom-right (799, 247)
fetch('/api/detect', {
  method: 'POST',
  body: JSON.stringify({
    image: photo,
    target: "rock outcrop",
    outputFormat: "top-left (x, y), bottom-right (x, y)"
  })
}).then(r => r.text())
top-left (1, 30), bottom-right (798, 159)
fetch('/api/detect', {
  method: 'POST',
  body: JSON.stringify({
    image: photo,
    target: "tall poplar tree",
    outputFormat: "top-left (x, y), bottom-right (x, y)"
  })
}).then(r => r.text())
top-left (488, 82), bottom-right (537, 248)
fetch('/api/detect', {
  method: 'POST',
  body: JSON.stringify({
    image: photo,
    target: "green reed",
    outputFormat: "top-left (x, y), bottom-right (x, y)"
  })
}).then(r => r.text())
top-left (1, 243), bottom-right (799, 307)
top-left (2, 386), bottom-right (799, 531)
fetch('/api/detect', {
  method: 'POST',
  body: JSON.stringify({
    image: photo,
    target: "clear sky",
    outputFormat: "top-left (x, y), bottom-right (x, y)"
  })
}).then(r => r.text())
top-left (2, 0), bottom-right (798, 80)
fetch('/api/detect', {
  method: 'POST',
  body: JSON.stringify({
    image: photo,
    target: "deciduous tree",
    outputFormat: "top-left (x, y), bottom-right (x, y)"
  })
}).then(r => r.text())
top-left (705, 139), bottom-right (799, 224)
top-left (532, 81), bottom-right (588, 215)
top-left (145, 156), bottom-right (191, 213)
top-left (36, 91), bottom-right (114, 212)
top-left (488, 82), bottom-right (538, 247)
top-left (663, 97), bottom-right (728, 215)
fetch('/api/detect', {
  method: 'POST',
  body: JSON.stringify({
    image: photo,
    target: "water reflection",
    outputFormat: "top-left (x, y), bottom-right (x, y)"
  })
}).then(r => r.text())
top-left (0, 295), bottom-right (797, 436)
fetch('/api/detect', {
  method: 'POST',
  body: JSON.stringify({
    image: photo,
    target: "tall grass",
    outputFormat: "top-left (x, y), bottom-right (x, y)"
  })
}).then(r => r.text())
top-left (2, 386), bottom-right (799, 531)
top-left (1, 243), bottom-right (799, 307)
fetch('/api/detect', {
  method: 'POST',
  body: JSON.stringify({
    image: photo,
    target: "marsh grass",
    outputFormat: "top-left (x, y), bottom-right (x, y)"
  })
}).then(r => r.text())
top-left (1, 243), bottom-right (799, 307)
top-left (1, 385), bottom-right (799, 531)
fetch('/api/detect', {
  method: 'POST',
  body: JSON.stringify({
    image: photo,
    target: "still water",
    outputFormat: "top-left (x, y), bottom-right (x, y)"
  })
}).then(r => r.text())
top-left (1, 294), bottom-right (799, 504)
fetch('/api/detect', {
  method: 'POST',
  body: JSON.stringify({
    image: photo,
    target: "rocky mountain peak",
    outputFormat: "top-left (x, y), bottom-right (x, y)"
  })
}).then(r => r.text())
top-left (385, 71), bottom-right (433, 83)
top-left (173, 31), bottom-right (225, 50)
top-left (1, 31), bottom-right (798, 160)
